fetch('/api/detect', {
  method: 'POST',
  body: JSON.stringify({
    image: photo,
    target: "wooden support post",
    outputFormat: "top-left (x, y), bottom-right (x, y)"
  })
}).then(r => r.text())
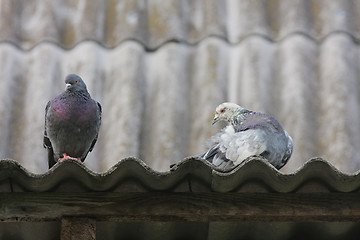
top-left (61, 217), bottom-right (96, 240)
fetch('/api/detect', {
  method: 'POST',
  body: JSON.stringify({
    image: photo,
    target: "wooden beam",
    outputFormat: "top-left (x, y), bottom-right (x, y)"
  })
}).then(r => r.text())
top-left (1, 192), bottom-right (360, 222)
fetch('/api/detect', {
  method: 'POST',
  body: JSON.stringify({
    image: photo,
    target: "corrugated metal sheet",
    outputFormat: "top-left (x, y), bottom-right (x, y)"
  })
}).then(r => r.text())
top-left (1, 0), bottom-right (360, 174)
top-left (1, 157), bottom-right (360, 193)
top-left (2, 0), bottom-right (360, 49)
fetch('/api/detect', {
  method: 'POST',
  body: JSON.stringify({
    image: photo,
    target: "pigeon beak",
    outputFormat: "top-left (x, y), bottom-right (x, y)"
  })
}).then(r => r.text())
top-left (212, 117), bottom-right (219, 125)
top-left (65, 83), bottom-right (72, 91)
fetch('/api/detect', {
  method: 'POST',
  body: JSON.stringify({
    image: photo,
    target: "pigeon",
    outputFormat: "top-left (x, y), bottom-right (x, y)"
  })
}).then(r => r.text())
top-left (202, 102), bottom-right (293, 170)
top-left (43, 74), bottom-right (102, 168)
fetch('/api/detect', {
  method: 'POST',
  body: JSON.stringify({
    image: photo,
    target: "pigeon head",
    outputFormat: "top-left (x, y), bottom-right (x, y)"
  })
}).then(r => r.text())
top-left (212, 102), bottom-right (249, 125)
top-left (65, 74), bottom-right (88, 93)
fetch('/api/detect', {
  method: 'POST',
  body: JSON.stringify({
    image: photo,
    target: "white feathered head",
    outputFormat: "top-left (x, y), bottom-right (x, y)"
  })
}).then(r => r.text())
top-left (212, 102), bottom-right (248, 125)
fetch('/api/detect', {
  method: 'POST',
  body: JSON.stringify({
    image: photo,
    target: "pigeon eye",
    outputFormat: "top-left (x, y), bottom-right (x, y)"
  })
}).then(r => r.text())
top-left (220, 109), bottom-right (225, 113)
top-left (75, 80), bottom-right (79, 84)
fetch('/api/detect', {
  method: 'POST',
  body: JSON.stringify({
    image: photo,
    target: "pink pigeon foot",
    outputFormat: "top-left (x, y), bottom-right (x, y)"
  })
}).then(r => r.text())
top-left (59, 153), bottom-right (81, 162)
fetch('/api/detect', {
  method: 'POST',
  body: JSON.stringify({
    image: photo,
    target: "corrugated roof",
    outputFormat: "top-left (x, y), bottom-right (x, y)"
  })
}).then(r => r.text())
top-left (1, 1), bottom-right (360, 175)
top-left (2, 1), bottom-right (360, 239)
top-left (1, 157), bottom-right (359, 193)
top-left (1, 35), bottom-right (360, 173)
top-left (2, 0), bottom-right (360, 49)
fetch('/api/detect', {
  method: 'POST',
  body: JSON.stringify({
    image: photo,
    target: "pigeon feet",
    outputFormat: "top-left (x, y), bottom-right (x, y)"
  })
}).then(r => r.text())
top-left (59, 153), bottom-right (81, 161)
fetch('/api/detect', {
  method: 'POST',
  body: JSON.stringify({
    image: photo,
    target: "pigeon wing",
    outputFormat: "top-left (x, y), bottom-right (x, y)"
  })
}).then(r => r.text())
top-left (234, 113), bottom-right (293, 169)
top-left (88, 101), bottom-right (102, 153)
top-left (43, 101), bottom-right (56, 168)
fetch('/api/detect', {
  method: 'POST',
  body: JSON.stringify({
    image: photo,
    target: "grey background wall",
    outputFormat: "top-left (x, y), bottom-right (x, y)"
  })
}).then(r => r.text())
top-left (1, 0), bottom-right (360, 174)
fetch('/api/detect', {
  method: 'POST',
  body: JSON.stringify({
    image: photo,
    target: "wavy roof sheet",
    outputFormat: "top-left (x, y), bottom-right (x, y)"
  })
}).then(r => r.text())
top-left (1, 35), bottom-right (360, 174)
top-left (2, 1), bottom-right (360, 239)
top-left (2, 0), bottom-right (360, 49)
top-left (1, 157), bottom-right (359, 193)
top-left (1, 0), bottom-right (360, 175)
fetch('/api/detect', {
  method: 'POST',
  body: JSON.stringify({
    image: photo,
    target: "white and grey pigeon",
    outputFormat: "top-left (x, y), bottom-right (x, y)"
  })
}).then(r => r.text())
top-left (43, 74), bottom-right (102, 168)
top-left (202, 102), bottom-right (293, 170)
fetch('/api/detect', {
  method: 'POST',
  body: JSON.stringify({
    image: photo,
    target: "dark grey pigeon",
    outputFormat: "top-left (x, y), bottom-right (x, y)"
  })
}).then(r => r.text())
top-left (202, 102), bottom-right (293, 170)
top-left (43, 74), bottom-right (102, 168)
